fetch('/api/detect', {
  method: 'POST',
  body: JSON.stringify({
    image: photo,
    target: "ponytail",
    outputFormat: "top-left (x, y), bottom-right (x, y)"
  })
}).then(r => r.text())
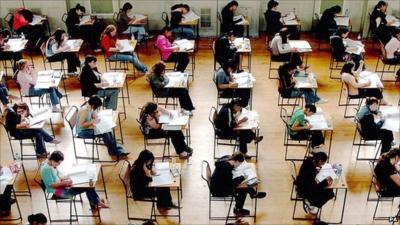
top-left (379, 148), bottom-right (400, 161)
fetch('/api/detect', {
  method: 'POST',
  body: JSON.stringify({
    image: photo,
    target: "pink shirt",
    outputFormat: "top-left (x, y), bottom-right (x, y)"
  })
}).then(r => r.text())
top-left (16, 70), bottom-right (36, 96)
top-left (155, 35), bottom-right (174, 61)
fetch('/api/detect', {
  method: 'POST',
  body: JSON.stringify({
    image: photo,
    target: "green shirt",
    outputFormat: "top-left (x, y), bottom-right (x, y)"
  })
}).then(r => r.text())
top-left (288, 108), bottom-right (305, 135)
top-left (41, 161), bottom-right (59, 193)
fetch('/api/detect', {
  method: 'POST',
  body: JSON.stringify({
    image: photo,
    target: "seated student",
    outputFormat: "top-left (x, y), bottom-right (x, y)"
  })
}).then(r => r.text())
top-left (0, 30), bottom-right (23, 71)
top-left (129, 149), bottom-right (178, 209)
top-left (76, 95), bottom-right (129, 158)
top-left (147, 62), bottom-right (195, 115)
top-left (221, 1), bottom-right (244, 37)
top-left (270, 28), bottom-right (307, 69)
top-left (100, 25), bottom-right (148, 74)
top-left (155, 26), bottom-right (189, 72)
top-left (0, 166), bottom-right (16, 217)
top-left (27, 213), bottom-right (47, 225)
top-left (170, 4), bottom-right (194, 40)
top-left (296, 152), bottom-right (335, 215)
top-left (41, 151), bottom-right (109, 210)
top-left (356, 98), bottom-right (394, 154)
top-left (341, 61), bottom-right (390, 105)
top-left (214, 99), bottom-right (263, 158)
top-left (210, 152), bottom-right (266, 216)
top-left (384, 28), bottom-right (400, 77)
top-left (80, 55), bottom-right (119, 110)
top-left (4, 102), bottom-right (60, 157)
top-left (16, 59), bottom-right (63, 112)
top-left (215, 30), bottom-right (239, 67)
top-left (12, 8), bottom-right (45, 46)
top-left (374, 148), bottom-right (400, 197)
top-left (117, 3), bottom-right (148, 42)
top-left (278, 62), bottom-right (327, 105)
top-left (371, 1), bottom-right (395, 45)
top-left (330, 27), bottom-right (364, 69)
top-left (66, 4), bottom-right (102, 50)
top-left (45, 29), bottom-right (81, 75)
top-left (140, 102), bottom-right (193, 159)
top-left (288, 105), bottom-right (325, 149)
top-left (265, 0), bottom-right (299, 40)
top-left (214, 60), bottom-right (251, 107)
top-left (318, 5), bottom-right (341, 41)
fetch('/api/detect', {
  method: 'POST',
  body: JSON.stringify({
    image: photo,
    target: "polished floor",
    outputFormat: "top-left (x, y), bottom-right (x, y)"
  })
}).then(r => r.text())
top-left (0, 34), bottom-right (399, 225)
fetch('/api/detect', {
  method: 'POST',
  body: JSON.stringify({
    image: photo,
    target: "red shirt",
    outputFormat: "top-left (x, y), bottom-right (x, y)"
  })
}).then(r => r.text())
top-left (13, 11), bottom-right (29, 31)
top-left (100, 35), bottom-right (116, 58)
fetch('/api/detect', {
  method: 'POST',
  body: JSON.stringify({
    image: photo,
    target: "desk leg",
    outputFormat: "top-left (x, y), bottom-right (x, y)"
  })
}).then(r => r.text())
top-left (118, 113), bottom-right (124, 144)
top-left (327, 130), bottom-right (333, 161)
top-left (248, 53), bottom-right (252, 72)
top-left (120, 87), bottom-right (127, 120)
top-left (254, 186), bottom-right (258, 222)
top-left (255, 128), bottom-right (259, 162)
top-left (100, 167), bottom-right (108, 200)
top-left (177, 188), bottom-right (181, 223)
top-left (340, 188), bottom-right (347, 224)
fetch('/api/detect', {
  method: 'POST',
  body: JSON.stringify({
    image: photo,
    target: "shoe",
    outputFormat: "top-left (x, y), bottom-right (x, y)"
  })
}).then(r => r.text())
top-left (392, 141), bottom-right (397, 146)
top-left (93, 48), bottom-right (102, 53)
top-left (0, 210), bottom-right (10, 217)
top-left (316, 99), bottom-right (328, 104)
top-left (98, 199), bottom-right (109, 208)
top-left (233, 208), bottom-right (250, 216)
top-left (185, 147), bottom-right (193, 155)
top-left (167, 203), bottom-right (180, 210)
top-left (396, 69), bottom-right (400, 78)
top-left (243, 154), bottom-right (252, 160)
top-left (36, 152), bottom-right (49, 158)
top-left (251, 192), bottom-right (266, 199)
top-left (9, 198), bottom-right (16, 205)
top-left (118, 152), bottom-right (130, 160)
top-left (303, 199), bottom-right (311, 213)
top-left (181, 109), bottom-right (193, 116)
top-left (311, 146), bottom-right (326, 155)
top-left (52, 106), bottom-right (62, 113)
top-left (254, 136), bottom-right (264, 144)
top-left (309, 205), bottom-right (319, 215)
top-left (51, 139), bottom-right (61, 144)
top-left (179, 152), bottom-right (189, 159)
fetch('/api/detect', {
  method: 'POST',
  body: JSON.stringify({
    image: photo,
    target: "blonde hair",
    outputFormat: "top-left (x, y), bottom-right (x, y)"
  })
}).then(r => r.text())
top-left (100, 24), bottom-right (116, 41)
top-left (16, 59), bottom-right (28, 71)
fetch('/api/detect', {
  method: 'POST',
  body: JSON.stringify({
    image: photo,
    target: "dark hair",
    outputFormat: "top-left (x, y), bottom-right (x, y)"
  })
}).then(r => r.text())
top-left (340, 62), bottom-right (355, 75)
top-left (267, 0), bottom-right (279, 10)
top-left (305, 104), bottom-right (317, 113)
top-left (279, 62), bottom-right (297, 74)
top-left (229, 98), bottom-right (243, 109)
top-left (393, 28), bottom-right (400, 37)
top-left (28, 213), bottom-right (47, 224)
top-left (49, 151), bottom-right (64, 162)
top-left (161, 26), bottom-right (172, 34)
top-left (75, 4), bottom-right (86, 13)
top-left (140, 102), bottom-right (158, 123)
top-left (227, 30), bottom-right (235, 37)
top-left (88, 95), bottom-right (102, 110)
top-left (151, 62), bottom-right (166, 76)
top-left (279, 28), bottom-right (289, 44)
top-left (374, 1), bottom-right (387, 11)
top-left (12, 102), bottom-right (31, 117)
top-left (231, 152), bottom-right (245, 162)
top-left (182, 4), bottom-right (190, 11)
top-left (19, 9), bottom-right (33, 23)
top-left (380, 148), bottom-right (400, 161)
top-left (222, 60), bottom-right (237, 74)
top-left (84, 55), bottom-right (97, 67)
top-left (330, 5), bottom-right (342, 14)
top-left (171, 4), bottom-right (183, 11)
top-left (122, 2), bottom-right (133, 12)
top-left (313, 152), bottom-right (328, 162)
top-left (133, 149), bottom-right (155, 168)
top-left (338, 27), bottom-right (349, 35)
top-left (223, 1), bottom-right (239, 12)
top-left (366, 97), bottom-right (379, 106)
top-left (53, 29), bottom-right (66, 48)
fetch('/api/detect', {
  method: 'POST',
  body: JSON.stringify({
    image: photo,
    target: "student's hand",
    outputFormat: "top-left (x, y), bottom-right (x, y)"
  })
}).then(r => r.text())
top-left (326, 176), bottom-right (333, 186)
top-left (290, 48), bottom-right (297, 53)
top-left (359, 60), bottom-right (364, 65)
top-left (305, 124), bottom-right (312, 130)
top-left (62, 179), bottom-right (72, 187)
top-left (229, 82), bottom-right (238, 88)
top-left (3, 44), bottom-right (10, 50)
top-left (238, 117), bottom-right (248, 124)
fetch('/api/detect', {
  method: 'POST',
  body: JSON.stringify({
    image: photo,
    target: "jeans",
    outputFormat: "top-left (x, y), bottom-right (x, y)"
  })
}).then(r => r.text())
top-left (291, 89), bottom-right (320, 105)
top-left (109, 53), bottom-right (148, 73)
top-left (59, 188), bottom-right (100, 207)
top-left (172, 27), bottom-right (195, 40)
top-left (97, 89), bottom-right (118, 110)
top-left (123, 26), bottom-right (146, 41)
top-left (77, 129), bottom-right (126, 156)
top-left (13, 129), bottom-right (54, 154)
top-left (0, 85), bottom-right (9, 105)
top-left (29, 87), bottom-right (62, 105)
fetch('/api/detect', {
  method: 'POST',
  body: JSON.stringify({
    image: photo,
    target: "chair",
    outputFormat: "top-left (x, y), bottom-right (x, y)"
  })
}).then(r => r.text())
top-left (148, 80), bottom-right (178, 109)
top-left (161, 12), bottom-right (169, 26)
top-left (217, 12), bottom-right (222, 36)
top-left (13, 71), bottom-right (48, 108)
top-left (277, 90), bottom-right (302, 119)
top-left (119, 160), bottom-right (156, 222)
top-left (366, 12), bottom-right (378, 43)
top-left (4, 13), bottom-right (16, 35)
top-left (375, 41), bottom-right (398, 82)
top-left (328, 51), bottom-right (346, 79)
top-left (280, 108), bottom-right (309, 161)
top-left (208, 107), bottom-right (239, 159)
top-left (201, 160), bottom-right (235, 221)
top-left (154, 44), bottom-right (177, 71)
top-left (213, 71), bottom-right (235, 108)
top-left (339, 82), bottom-right (363, 118)
top-left (210, 40), bottom-right (218, 71)
top-left (268, 48), bottom-right (288, 79)
top-left (370, 174), bottom-right (397, 221)
top-left (352, 118), bottom-right (381, 162)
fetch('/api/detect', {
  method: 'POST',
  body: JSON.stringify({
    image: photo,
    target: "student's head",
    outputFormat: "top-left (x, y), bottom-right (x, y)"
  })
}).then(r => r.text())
top-left (53, 29), bottom-right (67, 46)
top-left (84, 55), bottom-right (97, 69)
top-left (338, 27), bottom-right (349, 38)
top-left (151, 62), bottom-right (166, 76)
top-left (227, 1), bottom-right (239, 12)
top-left (312, 152), bottom-right (328, 168)
top-left (143, 102), bottom-right (159, 117)
top-left (279, 28), bottom-right (290, 43)
top-left (12, 102), bottom-right (30, 118)
top-left (101, 25), bottom-right (117, 40)
top-left (230, 152), bottom-right (245, 167)
top-left (340, 62), bottom-right (355, 75)
top-left (222, 60), bottom-right (237, 74)
top-left (19, 9), bottom-right (34, 22)
top-left (380, 148), bottom-right (400, 165)
top-left (366, 97), bottom-right (379, 112)
top-left (122, 2), bottom-right (133, 13)
top-left (134, 149), bottom-right (155, 168)
top-left (181, 4), bottom-right (190, 14)
top-left (171, 4), bottom-right (183, 11)
top-left (375, 1), bottom-right (388, 12)
top-left (393, 28), bottom-right (400, 39)
top-left (279, 62), bottom-right (297, 76)
top-left (304, 104), bottom-right (317, 116)
top-left (330, 5), bottom-right (342, 16)
top-left (16, 59), bottom-right (29, 71)
top-left (227, 30), bottom-right (236, 42)
top-left (28, 213), bottom-right (47, 225)
top-left (48, 151), bottom-right (64, 168)
top-left (74, 4), bottom-right (86, 16)
top-left (161, 26), bottom-right (173, 38)
top-left (88, 95), bottom-right (102, 111)
top-left (267, 0), bottom-right (279, 10)
top-left (229, 98), bottom-right (242, 113)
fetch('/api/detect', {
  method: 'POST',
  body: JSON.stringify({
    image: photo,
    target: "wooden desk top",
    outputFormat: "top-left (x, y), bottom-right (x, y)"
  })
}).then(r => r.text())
top-left (100, 72), bottom-right (126, 89)
top-left (237, 163), bottom-right (258, 189)
top-left (2, 39), bottom-right (28, 52)
top-left (65, 39), bottom-right (83, 52)
top-left (69, 164), bottom-right (102, 188)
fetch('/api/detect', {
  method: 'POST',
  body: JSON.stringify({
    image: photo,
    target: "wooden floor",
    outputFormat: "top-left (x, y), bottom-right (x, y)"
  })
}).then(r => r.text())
top-left (0, 34), bottom-right (399, 225)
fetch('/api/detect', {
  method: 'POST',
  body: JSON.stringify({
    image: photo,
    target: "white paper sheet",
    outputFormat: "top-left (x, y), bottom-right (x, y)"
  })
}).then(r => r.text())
top-left (232, 161), bottom-right (257, 180)
top-left (28, 107), bottom-right (51, 126)
top-left (182, 11), bottom-right (200, 22)
top-left (289, 40), bottom-right (312, 52)
top-left (117, 39), bottom-right (135, 53)
top-left (6, 39), bottom-right (26, 52)
top-left (94, 110), bottom-right (116, 135)
top-left (66, 164), bottom-right (97, 185)
top-left (151, 163), bottom-right (173, 186)
top-left (174, 39), bottom-right (194, 51)
top-left (79, 15), bottom-right (91, 25)
top-left (359, 71), bottom-right (383, 88)
top-left (316, 163), bottom-right (338, 183)
top-left (29, 15), bottom-right (44, 25)
top-left (0, 167), bottom-right (13, 194)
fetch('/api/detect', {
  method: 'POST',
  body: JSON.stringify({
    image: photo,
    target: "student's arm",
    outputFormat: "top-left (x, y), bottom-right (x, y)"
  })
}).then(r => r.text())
top-left (42, 166), bottom-right (71, 189)
top-left (101, 37), bottom-right (118, 53)
top-left (78, 109), bottom-right (95, 128)
top-left (291, 120), bottom-right (310, 132)
top-left (52, 42), bottom-right (70, 54)
top-left (352, 60), bottom-right (364, 75)
top-left (147, 116), bottom-right (162, 129)
top-left (390, 172), bottom-right (400, 187)
top-left (157, 36), bottom-right (176, 52)
top-left (277, 38), bottom-right (293, 54)
top-left (345, 73), bottom-right (370, 88)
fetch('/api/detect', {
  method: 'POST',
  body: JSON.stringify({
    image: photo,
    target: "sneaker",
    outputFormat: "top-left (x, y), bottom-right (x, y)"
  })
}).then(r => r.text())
top-left (181, 109), bottom-right (193, 116)
top-left (243, 154), bottom-right (252, 160)
top-left (179, 152), bottom-right (189, 159)
top-left (311, 146), bottom-right (326, 155)
top-left (254, 136), bottom-right (264, 144)
top-left (52, 106), bottom-right (62, 113)
top-left (118, 152), bottom-right (130, 159)
top-left (309, 205), bottom-right (319, 215)
top-left (98, 199), bottom-right (109, 208)
top-left (303, 199), bottom-right (311, 213)
top-left (185, 147), bottom-right (193, 155)
top-left (51, 139), bottom-right (61, 144)
top-left (251, 192), bottom-right (267, 199)
top-left (316, 99), bottom-right (328, 104)
top-left (233, 208), bottom-right (250, 216)
top-left (93, 48), bottom-right (102, 53)
top-left (392, 141), bottom-right (397, 146)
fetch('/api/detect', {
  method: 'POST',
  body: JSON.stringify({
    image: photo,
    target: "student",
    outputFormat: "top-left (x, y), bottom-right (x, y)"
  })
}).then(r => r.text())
top-left (384, 28), bottom-right (400, 77)
top-left (4, 102), bottom-right (60, 157)
top-left (356, 98), bottom-right (394, 154)
top-left (76, 95), bottom-right (129, 158)
top-left (27, 213), bottom-right (47, 225)
top-left (15, 59), bottom-right (63, 112)
top-left (170, 4), bottom-right (194, 40)
top-left (41, 151), bottom-right (109, 210)
top-left (270, 28), bottom-right (307, 69)
top-left (12, 8), bottom-right (45, 46)
top-left (100, 25), bottom-right (148, 74)
top-left (264, 0), bottom-right (299, 39)
top-left (0, 166), bottom-right (16, 217)
top-left (341, 61), bottom-right (389, 105)
top-left (0, 30), bottom-right (23, 71)
top-left (147, 62), bottom-right (195, 115)
top-left (45, 29), bottom-right (81, 75)
top-left (129, 149), bottom-right (177, 209)
top-left (214, 99), bottom-right (263, 158)
top-left (288, 104), bottom-right (325, 149)
top-left (210, 152), bottom-right (266, 216)
top-left (296, 152), bottom-right (335, 215)
top-left (318, 5), bottom-right (341, 41)
top-left (214, 30), bottom-right (239, 67)
top-left (155, 26), bottom-right (189, 72)
top-left (330, 27), bottom-right (364, 69)
top-left (66, 4), bottom-right (102, 50)
top-left (374, 148), bottom-right (400, 197)
top-left (221, 1), bottom-right (244, 37)
top-left (140, 102), bottom-right (193, 159)
top-left (117, 3), bottom-right (148, 42)
top-left (371, 1), bottom-right (394, 45)
top-left (214, 60), bottom-right (251, 107)
top-left (0, 83), bottom-right (15, 110)
top-left (278, 62), bottom-right (327, 105)
top-left (80, 55), bottom-right (119, 110)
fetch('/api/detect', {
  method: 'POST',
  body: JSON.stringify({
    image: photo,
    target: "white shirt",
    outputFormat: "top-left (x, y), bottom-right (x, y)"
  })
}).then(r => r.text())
top-left (270, 35), bottom-right (291, 55)
top-left (385, 37), bottom-right (400, 59)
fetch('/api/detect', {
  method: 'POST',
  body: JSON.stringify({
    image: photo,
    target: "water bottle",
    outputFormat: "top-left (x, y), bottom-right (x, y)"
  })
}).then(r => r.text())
top-left (21, 32), bottom-right (25, 40)
top-left (247, 75), bottom-right (251, 86)
top-left (293, 8), bottom-right (296, 15)
top-left (15, 153), bottom-right (21, 169)
top-left (357, 33), bottom-right (362, 41)
top-left (345, 9), bottom-right (349, 17)
top-left (336, 163), bottom-right (343, 177)
top-left (131, 33), bottom-right (135, 41)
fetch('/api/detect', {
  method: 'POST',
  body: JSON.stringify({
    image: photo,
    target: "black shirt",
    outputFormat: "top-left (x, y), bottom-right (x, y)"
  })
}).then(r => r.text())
top-left (278, 66), bottom-right (295, 98)
top-left (215, 35), bottom-right (237, 66)
top-left (170, 10), bottom-right (183, 28)
top-left (129, 164), bottom-right (153, 199)
top-left (265, 9), bottom-right (282, 36)
top-left (374, 159), bottom-right (400, 196)
top-left (330, 34), bottom-right (346, 60)
top-left (66, 9), bottom-right (80, 37)
top-left (79, 66), bottom-right (100, 97)
top-left (210, 155), bottom-right (244, 197)
top-left (296, 157), bottom-right (329, 199)
top-left (5, 108), bottom-right (20, 137)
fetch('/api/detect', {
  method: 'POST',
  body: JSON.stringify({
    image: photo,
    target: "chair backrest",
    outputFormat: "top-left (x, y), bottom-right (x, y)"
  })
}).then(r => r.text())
top-left (314, 13), bottom-right (320, 21)
top-left (371, 173), bottom-right (382, 194)
top-left (287, 160), bottom-right (298, 183)
top-left (208, 107), bottom-right (218, 129)
top-left (368, 12), bottom-right (377, 34)
top-left (119, 160), bottom-right (133, 197)
top-left (112, 12), bottom-right (119, 24)
top-left (217, 11), bottom-right (222, 23)
top-left (201, 160), bottom-right (212, 188)
top-left (4, 13), bottom-right (14, 31)
top-left (378, 40), bottom-right (387, 59)
top-left (161, 12), bottom-right (169, 26)
top-left (61, 13), bottom-right (68, 23)
top-left (280, 107), bottom-right (289, 125)
top-left (64, 106), bottom-right (79, 132)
